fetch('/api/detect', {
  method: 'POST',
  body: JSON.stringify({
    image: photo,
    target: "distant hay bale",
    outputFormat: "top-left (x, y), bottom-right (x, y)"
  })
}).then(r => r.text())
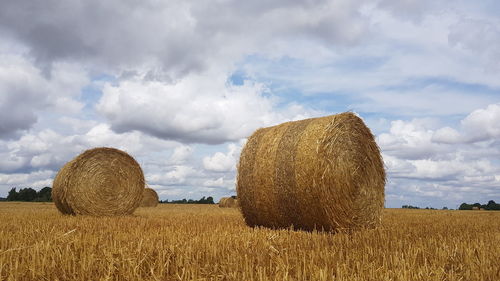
top-left (237, 112), bottom-right (386, 232)
top-left (219, 197), bottom-right (228, 207)
top-left (472, 206), bottom-right (479, 210)
top-left (140, 187), bottom-right (159, 207)
top-left (219, 197), bottom-right (239, 208)
top-left (52, 147), bottom-right (145, 216)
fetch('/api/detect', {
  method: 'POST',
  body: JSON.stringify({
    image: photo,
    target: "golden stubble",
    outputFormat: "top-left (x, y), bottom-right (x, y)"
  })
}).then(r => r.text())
top-left (0, 203), bottom-right (499, 281)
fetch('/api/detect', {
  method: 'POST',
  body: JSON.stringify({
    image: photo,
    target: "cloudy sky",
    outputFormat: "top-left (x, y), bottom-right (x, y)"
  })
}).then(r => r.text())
top-left (1, 0), bottom-right (499, 208)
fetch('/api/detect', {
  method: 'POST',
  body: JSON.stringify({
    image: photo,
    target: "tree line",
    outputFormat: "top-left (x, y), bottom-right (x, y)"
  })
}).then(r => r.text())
top-left (402, 200), bottom-right (500, 210)
top-left (160, 196), bottom-right (215, 204)
top-left (402, 205), bottom-right (443, 210)
top-left (4, 187), bottom-right (216, 205)
top-left (459, 200), bottom-right (500, 210)
top-left (6, 187), bottom-right (52, 202)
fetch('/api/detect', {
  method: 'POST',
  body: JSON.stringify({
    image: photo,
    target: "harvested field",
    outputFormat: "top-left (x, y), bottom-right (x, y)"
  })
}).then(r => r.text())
top-left (0, 202), bottom-right (499, 281)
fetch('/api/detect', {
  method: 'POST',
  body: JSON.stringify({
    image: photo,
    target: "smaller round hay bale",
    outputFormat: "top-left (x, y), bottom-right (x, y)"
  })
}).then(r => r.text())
top-left (219, 197), bottom-right (228, 207)
top-left (141, 187), bottom-right (159, 207)
top-left (51, 147), bottom-right (145, 216)
top-left (219, 197), bottom-right (239, 208)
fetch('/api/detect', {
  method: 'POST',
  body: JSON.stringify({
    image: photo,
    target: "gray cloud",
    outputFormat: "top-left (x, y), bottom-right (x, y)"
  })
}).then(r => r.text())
top-left (448, 17), bottom-right (500, 70)
top-left (0, 54), bottom-right (87, 139)
top-left (0, 102), bottom-right (37, 139)
top-left (375, 0), bottom-right (438, 22)
top-left (0, 0), bottom-right (371, 78)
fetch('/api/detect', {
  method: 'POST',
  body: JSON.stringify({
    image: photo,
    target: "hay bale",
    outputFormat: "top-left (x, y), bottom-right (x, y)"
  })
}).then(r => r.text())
top-left (218, 197), bottom-right (228, 207)
top-left (52, 147), bottom-right (145, 216)
top-left (472, 206), bottom-right (479, 210)
top-left (219, 197), bottom-right (239, 208)
top-left (140, 187), bottom-right (159, 207)
top-left (237, 112), bottom-right (385, 232)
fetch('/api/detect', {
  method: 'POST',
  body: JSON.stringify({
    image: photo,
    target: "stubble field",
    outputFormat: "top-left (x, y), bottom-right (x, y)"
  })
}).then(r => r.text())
top-left (0, 202), bottom-right (499, 281)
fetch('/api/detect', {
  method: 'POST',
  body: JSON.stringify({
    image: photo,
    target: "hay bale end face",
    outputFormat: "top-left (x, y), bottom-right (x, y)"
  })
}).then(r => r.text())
top-left (237, 112), bottom-right (386, 232)
top-left (219, 197), bottom-right (239, 208)
top-left (141, 187), bottom-right (159, 207)
top-left (52, 147), bottom-right (145, 216)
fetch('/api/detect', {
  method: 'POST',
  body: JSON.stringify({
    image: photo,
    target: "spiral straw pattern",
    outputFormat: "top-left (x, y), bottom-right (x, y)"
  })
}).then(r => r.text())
top-left (52, 147), bottom-right (145, 216)
top-left (237, 112), bottom-right (385, 232)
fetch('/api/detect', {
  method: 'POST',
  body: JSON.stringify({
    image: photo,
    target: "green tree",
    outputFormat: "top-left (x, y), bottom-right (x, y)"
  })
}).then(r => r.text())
top-left (486, 200), bottom-right (500, 210)
top-left (459, 203), bottom-right (472, 210)
top-left (7, 188), bottom-right (19, 201)
top-left (36, 186), bottom-right (52, 201)
top-left (17, 188), bottom-right (37, 201)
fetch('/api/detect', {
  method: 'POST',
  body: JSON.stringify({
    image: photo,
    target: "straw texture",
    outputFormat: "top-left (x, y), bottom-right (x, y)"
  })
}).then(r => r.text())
top-left (237, 112), bottom-right (385, 232)
top-left (140, 187), bottom-right (159, 207)
top-left (52, 147), bottom-right (145, 216)
top-left (219, 197), bottom-right (239, 208)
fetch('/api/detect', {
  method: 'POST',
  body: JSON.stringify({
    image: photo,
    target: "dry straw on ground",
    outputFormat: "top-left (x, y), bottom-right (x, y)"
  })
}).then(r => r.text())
top-left (141, 187), bottom-right (159, 207)
top-left (237, 112), bottom-right (386, 232)
top-left (219, 197), bottom-right (239, 208)
top-left (52, 147), bottom-right (145, 216)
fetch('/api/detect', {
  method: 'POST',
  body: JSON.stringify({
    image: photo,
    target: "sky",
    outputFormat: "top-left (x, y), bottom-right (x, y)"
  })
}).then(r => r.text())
top-left (1, 0), bottom-right (499, 208)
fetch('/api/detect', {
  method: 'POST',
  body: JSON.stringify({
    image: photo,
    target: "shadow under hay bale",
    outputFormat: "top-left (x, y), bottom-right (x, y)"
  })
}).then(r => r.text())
top-left (237, 112), bottom-right (385, 232)
top-left (219, 197), bottom-right (239, 208)
top-left (52, 147), bottom-right (145, 216)
top-left (140, 187), bottom-right (159, 207)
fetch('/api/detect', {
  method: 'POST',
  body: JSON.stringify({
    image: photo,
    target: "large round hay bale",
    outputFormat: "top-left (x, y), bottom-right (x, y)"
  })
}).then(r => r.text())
top-left (237, 112), bottom-right (385, 232)
top-left (219, 197), bottom-right (239, 208)
top-left (52, 147), bottom-right (145, 216)
top-left (140, 187), bottom-right (159, 207)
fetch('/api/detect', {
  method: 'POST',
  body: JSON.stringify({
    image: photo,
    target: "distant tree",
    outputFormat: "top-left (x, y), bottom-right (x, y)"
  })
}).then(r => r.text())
top-left (7, 188), bottom-right (19, 201)
top-left (402, 205), bottom-right (420, 209)
top-left (486, 200), bottom-right (500, 210)
top-left (162, 196), bottom-right (215, 204)
top-left (5, 186), bottom-right (52, 202)
top-left (17, 188), bottom-right (37, 201)
top-left (36, 187), bottom-right (52, 202)
top-left (197, 196), bottom-right (215, 204)
top-left (442, 207), bottom-right (448, 210)
top-left (459, 203), bottom-right (473, 210)
top-left (458, 201), bottom-right (500, 211)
